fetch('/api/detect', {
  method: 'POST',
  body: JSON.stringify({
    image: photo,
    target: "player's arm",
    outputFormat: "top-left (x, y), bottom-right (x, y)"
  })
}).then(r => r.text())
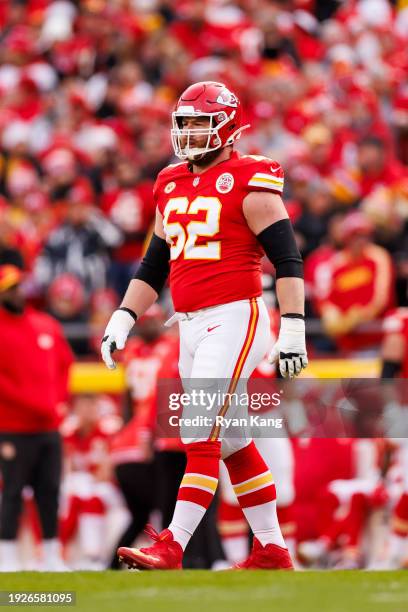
top-left (243, 190), bottom-right (307, 378)
top-left (101, 208), bottom-right (170, 370)
top-left (381, 330), bottom-right (405, 378)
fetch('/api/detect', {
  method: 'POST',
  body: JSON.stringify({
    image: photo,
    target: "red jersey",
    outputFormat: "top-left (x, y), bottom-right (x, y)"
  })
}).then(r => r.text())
top-left (293, 438), bottom-right (354, 541)
top-left (383, 308), bottom-right (408, 378)
top-left (155, 152), bottom-right (285, 312)
top-left (323, 244), bottom-right (395, 350)
top-left (326, 245), bottom-right (394, 314)
top-left (0, 307), bottom-right (73, 433)
top-left (356, 159), bottom-right (407, 199)
top-left (293, 438), bottom-right (355, 503)
top-left (63, 423), bottom-right (110, 474)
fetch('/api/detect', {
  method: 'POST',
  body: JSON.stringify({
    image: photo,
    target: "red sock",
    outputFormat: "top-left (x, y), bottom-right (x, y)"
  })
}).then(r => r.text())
top-left (224, 442), bottom-right (285, 548)
top-left (224, 441), bottom-right (276, 508)
top-left (169, 441), bottom-right (221, 550)
top-left (177, 441), bottom-right (221, 507)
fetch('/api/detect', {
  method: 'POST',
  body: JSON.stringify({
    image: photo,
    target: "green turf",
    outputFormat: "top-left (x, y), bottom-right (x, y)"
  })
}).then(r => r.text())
top-left (0, 571), bottom-right (407, 612)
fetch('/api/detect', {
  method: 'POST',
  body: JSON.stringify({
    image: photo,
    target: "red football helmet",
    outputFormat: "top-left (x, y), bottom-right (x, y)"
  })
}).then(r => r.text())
top-left (171, 81), bottom-right (249, 160)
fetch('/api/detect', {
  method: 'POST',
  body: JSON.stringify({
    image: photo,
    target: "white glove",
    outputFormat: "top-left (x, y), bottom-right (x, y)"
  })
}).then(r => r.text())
top-left (101, 309), bottom-right (135, 370)
top-left (268, 316), bottom-right (308, 379)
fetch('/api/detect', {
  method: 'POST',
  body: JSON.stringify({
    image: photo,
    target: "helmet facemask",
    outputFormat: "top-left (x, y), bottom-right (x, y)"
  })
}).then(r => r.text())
top-left (171, 109), bottom-right (234, 161)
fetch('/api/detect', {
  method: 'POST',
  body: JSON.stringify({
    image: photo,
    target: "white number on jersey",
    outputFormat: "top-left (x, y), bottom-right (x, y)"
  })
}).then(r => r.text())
top-left (163, 196), bottom-right (221, 261)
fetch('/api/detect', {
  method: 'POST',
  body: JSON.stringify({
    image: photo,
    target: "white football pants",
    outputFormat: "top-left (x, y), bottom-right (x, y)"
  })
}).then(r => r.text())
top-left (168, 297), bottom-right (271, 459)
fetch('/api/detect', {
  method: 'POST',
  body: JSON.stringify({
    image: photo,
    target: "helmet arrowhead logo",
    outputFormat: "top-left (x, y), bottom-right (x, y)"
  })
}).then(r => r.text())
top-left (216, 88), bottom-right (238, 108)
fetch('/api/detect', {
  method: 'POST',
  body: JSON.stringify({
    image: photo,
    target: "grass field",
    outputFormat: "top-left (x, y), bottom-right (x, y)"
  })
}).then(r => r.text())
top-left (0, 571), bottom-right (407, 612)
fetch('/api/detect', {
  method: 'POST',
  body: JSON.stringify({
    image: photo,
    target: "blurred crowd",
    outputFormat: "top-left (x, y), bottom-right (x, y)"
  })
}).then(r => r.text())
top-left (0, 0), bottom-right (407, 356)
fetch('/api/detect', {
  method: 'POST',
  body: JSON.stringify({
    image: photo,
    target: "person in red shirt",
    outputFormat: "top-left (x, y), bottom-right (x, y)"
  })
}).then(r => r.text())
top-left (320, 211), bottom-right (395, 351)
top-left (356, 136), bottom-right (407, 199)
top-left (0, 264), bottom-right (73, 571)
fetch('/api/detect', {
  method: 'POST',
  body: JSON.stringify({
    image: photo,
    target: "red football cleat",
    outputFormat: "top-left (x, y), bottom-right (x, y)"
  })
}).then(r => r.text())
top-left (235, 538), bottom-right (294, 570)
top-left (118, 525), bottom-right (183, 570)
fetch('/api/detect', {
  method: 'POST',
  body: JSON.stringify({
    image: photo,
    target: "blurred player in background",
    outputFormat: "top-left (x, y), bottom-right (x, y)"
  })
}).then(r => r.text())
top-left (60, 393), bottom-right (120, 570)
top-left (102, 82), bottom-right (308, 570)
top-left (0, 264), bottom-right (73, 571)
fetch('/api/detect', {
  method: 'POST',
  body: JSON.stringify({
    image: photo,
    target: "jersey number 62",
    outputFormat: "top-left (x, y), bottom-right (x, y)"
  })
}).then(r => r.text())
top-left (163, 196), bottom-right (222, 261)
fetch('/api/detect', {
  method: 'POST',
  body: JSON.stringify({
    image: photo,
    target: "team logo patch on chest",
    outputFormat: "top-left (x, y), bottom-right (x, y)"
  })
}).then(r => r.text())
top-left (193, 177), bottom-right (200, 187)
top-left (216, 173), bottom-right (234, 194)
top-left (164, 182), bottom-right (176, 194)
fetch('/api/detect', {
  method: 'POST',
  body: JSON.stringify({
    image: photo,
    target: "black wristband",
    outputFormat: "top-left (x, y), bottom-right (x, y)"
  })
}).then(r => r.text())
top-left (282, 313), bottom-right (304, 320)
top-left (118, 307), bottom-right (137, 322)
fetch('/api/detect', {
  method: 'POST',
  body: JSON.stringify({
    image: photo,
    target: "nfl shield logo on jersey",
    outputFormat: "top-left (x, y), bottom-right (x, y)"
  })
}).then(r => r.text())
top-left (216, 173), bottom-right (234, 194)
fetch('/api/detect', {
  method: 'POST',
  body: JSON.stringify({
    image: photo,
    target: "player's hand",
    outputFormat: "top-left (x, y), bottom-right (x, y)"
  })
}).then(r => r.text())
top-left (268, 315), bottom-right (308, 378)
top-left (101, 309), bottom-right (136, 370)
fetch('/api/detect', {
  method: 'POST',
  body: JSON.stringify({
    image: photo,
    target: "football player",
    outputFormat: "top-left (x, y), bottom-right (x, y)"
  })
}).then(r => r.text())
top-left (101, 82), bottom-right (308, 570)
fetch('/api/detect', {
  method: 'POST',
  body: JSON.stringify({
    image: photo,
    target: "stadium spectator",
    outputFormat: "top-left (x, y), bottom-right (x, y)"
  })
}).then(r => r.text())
top-left (46, 273), bottom-right (90, 356)
top-left (102, 156), bottom-right (155, 297)
top-left (0, 209), bottom-right (24, 268)
top-left (34, 186), bottom-right (122, 297)
top-left (0, 264), bottom-right (73, 571)
top-left (355, 136), bottom-right (407, 200)
top-left (320, 211), bottom-right (395, 351)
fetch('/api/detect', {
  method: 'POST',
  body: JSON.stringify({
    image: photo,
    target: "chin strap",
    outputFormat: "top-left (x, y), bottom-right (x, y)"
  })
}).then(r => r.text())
top-left (226, 124), bottom-right (251, 145)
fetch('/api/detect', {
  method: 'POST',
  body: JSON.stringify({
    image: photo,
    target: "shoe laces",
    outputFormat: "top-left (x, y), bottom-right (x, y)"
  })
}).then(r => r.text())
top-left (144, 524), bottom-right (171, 543)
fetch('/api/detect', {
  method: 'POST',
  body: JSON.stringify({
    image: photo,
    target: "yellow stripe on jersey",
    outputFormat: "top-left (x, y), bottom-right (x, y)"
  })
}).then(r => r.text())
top-left (181, 474), bottom-right (218, 493)
top-left (233, 472), bottom-right (274, 496)
top-left (248, 174), bottom-right (284, 191)
top-left (250, 172), bottom-right (284, 182)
